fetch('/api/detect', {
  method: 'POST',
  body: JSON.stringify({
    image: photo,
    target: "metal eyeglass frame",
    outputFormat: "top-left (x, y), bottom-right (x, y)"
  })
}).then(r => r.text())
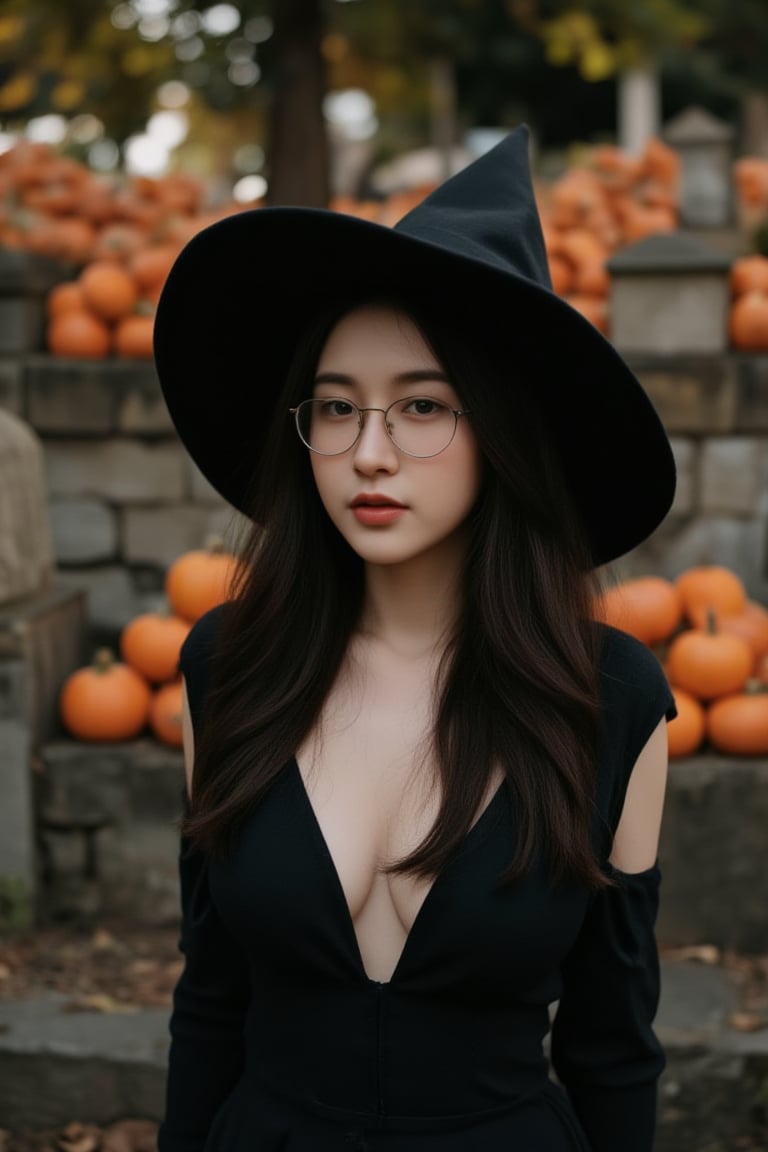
top-left (289, 396), bottom-right (472, 458)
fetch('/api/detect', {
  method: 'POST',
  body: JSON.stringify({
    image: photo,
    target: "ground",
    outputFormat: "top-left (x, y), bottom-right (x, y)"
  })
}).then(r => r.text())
top-left (1, 922), bottom-right (767, 1150)
top-left (0, 918), bottom-right (180, 1152)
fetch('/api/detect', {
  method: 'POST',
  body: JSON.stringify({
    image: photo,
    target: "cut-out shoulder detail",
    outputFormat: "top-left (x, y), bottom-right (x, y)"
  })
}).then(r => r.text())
top-left (609, 717), bottom-right (668, 874)
top-left (180, 675), bottom-right (195, 803)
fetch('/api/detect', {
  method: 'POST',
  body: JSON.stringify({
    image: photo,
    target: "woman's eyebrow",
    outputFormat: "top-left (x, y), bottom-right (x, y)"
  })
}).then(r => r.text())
top-left (314, 369), bottom-right (451, 386)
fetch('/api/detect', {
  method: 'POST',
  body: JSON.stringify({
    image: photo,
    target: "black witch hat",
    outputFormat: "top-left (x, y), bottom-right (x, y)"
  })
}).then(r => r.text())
top-left (153, 124), bottom-right (675, 566)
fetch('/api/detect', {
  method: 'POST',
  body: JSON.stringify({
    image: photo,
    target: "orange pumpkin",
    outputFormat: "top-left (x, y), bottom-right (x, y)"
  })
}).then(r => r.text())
top-left (548, 255), bottom-right (573, 296)
top-left (120, 612), bottom-right (191, 683)
top-left (666, 612), bottom-right (753, 701)
top-left (114, 311), bottom-right (155, 359)
top-left (149, 680), bottom-right (184, 747)
top-left (59, 649), bottom-right (151, 741)
top-left (707, 684), bottom-right (768, 755)
top-left (595, 575), bottom-right (683, 647)
top-left (729, 291), bottom-right (768, 350)
top-left (689, 599), bottom-right (768, 664)
top-left (666, 688), bottom-right (706, 759)
top-left (127, 243), bottom-right (179, 292)
top-left (47, 309), bottom-right (111, 359)
top-left (675, 565), bottom-right (747, 623)
top-left (730, 254), bottom-right (768, 298)
top-left (79, 260), bottom-right (138, 322)
top-left (165, 537), bottom-right (240, 622)
top-left (46, 280), bottom-right (86, 319)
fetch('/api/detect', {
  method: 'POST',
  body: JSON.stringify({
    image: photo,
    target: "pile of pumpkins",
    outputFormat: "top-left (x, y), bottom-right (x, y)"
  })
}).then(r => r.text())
top-left (58, 537), bottom-right (239, 748)
top-left (596, 564), bottom-right (768, 758)
top-left (728, 252), bottom-right (768, 351)
top-left (0, 139), bottom-right (250, 361)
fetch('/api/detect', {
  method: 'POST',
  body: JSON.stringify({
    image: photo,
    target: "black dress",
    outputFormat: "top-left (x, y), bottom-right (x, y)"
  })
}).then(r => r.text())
top-left (157, 606), bottom-right (675, 1152)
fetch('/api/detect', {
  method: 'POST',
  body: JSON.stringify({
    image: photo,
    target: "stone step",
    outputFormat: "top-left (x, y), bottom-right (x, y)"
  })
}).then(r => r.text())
top-left (36, 741), bottom-right (768, 951)
top-left (0, 959), bottom-right (765, 1149)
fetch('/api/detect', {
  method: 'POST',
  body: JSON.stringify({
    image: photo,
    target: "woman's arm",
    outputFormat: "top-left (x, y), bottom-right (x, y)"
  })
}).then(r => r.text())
top-left (156, 679), bottom-right (251, 1152)
top-left (550, 717), bottom-right (670, 1152)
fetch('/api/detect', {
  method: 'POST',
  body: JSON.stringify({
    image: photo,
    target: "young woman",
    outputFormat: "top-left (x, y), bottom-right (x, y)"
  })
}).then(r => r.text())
top-left (153, 125), bottom-right (676, 1152)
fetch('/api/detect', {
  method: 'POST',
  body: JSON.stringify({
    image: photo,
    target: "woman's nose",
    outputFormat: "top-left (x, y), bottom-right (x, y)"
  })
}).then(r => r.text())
top-left (352, 408), bottom-right (399, 472)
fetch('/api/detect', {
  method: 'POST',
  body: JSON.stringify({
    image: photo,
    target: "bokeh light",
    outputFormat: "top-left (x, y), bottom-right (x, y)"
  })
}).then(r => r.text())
top-left (25, 114), bottom-right (68, 144)
top-left (124, 132), bottom-right (169, 176)
top-left (233, 174), bottom-right (267, 202)
top-left (156, 80), bottom-right (191, 108)
top-left (200, 4), bottom-right (241, 37)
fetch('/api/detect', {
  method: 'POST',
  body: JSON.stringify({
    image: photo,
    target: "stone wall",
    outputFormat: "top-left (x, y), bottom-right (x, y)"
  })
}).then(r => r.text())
top-left (34, 738), bottom-right (768, 951)
top-left (610, 352), bottom-right (768, 601)
top-left (2, 356), bottom-right (249, 644)
top-left (3, 349), bottom-right (768, 644)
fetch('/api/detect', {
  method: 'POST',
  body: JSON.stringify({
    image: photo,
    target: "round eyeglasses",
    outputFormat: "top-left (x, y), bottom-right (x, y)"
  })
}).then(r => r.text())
top-left (289, 396), bottom-right (471, 458)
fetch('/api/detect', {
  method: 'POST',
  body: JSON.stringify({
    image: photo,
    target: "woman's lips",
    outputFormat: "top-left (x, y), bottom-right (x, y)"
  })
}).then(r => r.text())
top-left (350, 496), bottom-right (407, 526)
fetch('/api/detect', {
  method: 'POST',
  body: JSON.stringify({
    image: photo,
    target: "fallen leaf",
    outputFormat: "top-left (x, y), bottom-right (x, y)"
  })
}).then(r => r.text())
top-left (60, 993), bottom-right (138, 1014)
top-left (661, 944), bottom-right (720, 965)
top-left (90, 928), bottom-right (117, 952)
top-left (727, 1010), bottom-right (767, 1032)
top-left (102, 1119), bottom-right (158, 1152)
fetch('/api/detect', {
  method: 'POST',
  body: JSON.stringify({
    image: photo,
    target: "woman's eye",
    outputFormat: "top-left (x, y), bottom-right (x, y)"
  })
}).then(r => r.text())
top-left (403, 398), bottom-right (444, 416)
top-left (320, 399), bottom-right (355, 418)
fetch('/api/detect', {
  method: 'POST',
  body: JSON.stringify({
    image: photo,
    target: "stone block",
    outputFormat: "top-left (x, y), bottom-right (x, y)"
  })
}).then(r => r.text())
top-left (700, 437), bottom-right (765, 514)
top-left (0, 250), bottom-right (73, 295)
top-left (0, 662), bottom-right (35, 930)
top-left (0, 298), bottom-right (46, 355)
top-left (122, 505), bottom-right (214, 568)
top-left (664, 105), bottom-right (735, 229)
top-left (187, 458), bottom-right (227, 505)
top-left (50, 499), bottom-right (118, 565)
top-left (628, 355), bottom-right (736, 433)
top-left (25, 360), bottom-right (114, 433)
top-left (622, 514), bottom-right (768, 604)
top-left (53, 566), bottom-right (142, 636)
top-left (115, 369), bottom-right (175, 435)
top-left (25, 357), bottom-right (171, 436)
top-left (0, 359), bottom-right (22, 414)
top-left (0, 585), bottom-right (87, 742)
top-left (36, 739), bottom-right (184, 923)
top-left (45, 439), bottom-right (186, 502)
top-left (608, 233), bottom-right (732, 355)
top-left (733, 353), bottom-right (768, 431)
top-left (206, 505), bottom-right (250, 552)
top-left (658, 756), bottom-right (768, 953)
top-left (669, 437), bottom-right (696, 516)
top-left (611, 276), bottom-right (731, 354)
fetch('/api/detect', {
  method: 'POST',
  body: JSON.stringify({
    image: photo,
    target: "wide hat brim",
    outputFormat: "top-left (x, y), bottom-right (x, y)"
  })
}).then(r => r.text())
top-left (153, 128), bottom-right (675, 568)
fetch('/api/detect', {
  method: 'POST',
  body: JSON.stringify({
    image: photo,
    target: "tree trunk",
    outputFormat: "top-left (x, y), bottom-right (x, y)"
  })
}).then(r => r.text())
top-left (266, 0), bottom-right (330, 207)
top-left (429, 55), bottom-right (457, 182)
top-left (617, 63), bottom-right (661, 154)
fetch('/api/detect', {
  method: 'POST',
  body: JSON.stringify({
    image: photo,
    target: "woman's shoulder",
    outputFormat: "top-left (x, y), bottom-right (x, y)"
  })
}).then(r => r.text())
top-left (595, 621), bottom-right (673, 703)
top-left (179, 602), bottom-right (230, 672)
top-left (593, 622), bottom-right (676, 835)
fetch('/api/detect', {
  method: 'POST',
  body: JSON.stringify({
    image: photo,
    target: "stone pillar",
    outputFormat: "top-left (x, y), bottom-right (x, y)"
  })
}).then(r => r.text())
top-left (618, 64), bottom-right (661, 155)
top-left (664, 105), bottom-right (736, 229)
top-left (607, 231), bottom-right (733, 356)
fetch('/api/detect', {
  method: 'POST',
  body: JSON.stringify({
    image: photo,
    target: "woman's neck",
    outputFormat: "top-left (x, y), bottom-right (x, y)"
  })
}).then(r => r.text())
top-left (356, 537), bottom-right (467, 660)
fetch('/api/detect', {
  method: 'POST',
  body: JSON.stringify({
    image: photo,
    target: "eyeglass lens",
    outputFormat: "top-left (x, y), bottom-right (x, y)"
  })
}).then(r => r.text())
top-left (295, 397), bottom-right (458, 457)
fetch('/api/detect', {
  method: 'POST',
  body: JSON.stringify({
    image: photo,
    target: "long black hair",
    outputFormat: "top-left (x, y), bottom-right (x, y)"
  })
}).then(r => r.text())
top-left (181, 293), bottom-right (611, 890)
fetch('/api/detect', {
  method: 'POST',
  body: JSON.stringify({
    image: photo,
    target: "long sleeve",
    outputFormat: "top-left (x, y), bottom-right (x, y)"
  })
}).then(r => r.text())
top-left (156, 794), bottom-right (252, 1152)
top-left (549, 860), bottom-right (665, 1152)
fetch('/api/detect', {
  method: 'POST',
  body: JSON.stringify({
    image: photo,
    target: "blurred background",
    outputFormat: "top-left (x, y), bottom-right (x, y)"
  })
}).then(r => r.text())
top-left (2, 2), bottom-right (768, 1151)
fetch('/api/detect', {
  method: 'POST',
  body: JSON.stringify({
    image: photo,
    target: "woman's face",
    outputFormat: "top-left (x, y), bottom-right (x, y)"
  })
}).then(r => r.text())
top-left (307, 304), bottom-right (483, 569)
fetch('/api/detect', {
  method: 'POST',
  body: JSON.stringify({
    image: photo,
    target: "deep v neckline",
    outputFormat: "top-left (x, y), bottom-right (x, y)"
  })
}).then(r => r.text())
top-left (290, 756), bottom-right (506, 987)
